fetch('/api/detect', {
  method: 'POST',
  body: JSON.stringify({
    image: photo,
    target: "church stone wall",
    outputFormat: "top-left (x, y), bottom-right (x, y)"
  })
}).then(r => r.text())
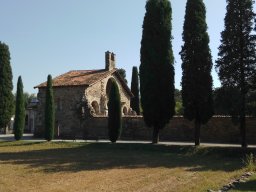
top-left (35, 74), bottom-right (132, 137)
top-left (35, 86), bottom-right (86, 137)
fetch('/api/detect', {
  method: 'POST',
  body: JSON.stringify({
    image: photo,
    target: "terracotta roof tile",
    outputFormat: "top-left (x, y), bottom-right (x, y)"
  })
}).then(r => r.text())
top-left (34, 69), bottom-right (115, 88)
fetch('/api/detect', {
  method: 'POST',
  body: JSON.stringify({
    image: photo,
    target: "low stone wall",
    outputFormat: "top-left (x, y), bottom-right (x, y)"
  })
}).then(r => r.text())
top-left (76, 116), bottom-right (256, 144)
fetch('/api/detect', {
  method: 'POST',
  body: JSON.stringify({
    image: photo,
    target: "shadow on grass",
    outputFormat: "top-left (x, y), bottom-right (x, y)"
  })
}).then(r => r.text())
top-left (0, 142), bottom-right (255, 173)
top-left (232, 177), bottom-right (256, 191)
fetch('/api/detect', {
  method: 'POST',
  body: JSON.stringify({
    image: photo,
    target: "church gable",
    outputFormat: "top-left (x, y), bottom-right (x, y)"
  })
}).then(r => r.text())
top-left (86, 72), bottom-right (132, 116)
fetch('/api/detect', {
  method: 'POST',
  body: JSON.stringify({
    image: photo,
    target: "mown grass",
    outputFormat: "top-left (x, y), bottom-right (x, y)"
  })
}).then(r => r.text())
top-left (0, 141), bottom-right (255, 192)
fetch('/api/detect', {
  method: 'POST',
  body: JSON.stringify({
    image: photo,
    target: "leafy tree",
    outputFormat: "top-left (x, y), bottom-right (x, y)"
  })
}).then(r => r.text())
top-left (108, 80), bottom-right (122, 143)
top-left (180, 0), bottom-right (213, 146)
top-left (45, 75), bottom-right (55, 141)
top-left (14, 92), bottom-right (36, 112)
top-left (140, 0), bottom-right (175, 143)
top-left (174, 89), bottom-right (183, 115)
top-left (213, 87), bottom-right (256, 122)
top-left (216, 0), bottom-right (256, 148)
top-left (130, 66), bottom-right (140, 115)
top-left (246, 90), bottom-right (256, 116)
top-left (0, 42), bottom-right (14, 131)
top-left (213, 87), bottom-right (240, 116)
top-left (117, 68), bottom-right (128, 84)
top-left (24, 93), bottom-right (36, 107)
top-left (13, 76), bottom-right (25, 140)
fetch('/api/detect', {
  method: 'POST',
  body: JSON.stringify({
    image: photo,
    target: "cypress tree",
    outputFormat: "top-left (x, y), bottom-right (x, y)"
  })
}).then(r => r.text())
top-left (180, 0), bottom-right (213, 146)
top-left (0, 42), bottom-right (14, 131)
top-left (45, 75), bottom-right (55, 141)
top-left (13, 76), bottom-right (25, 140)
top-left (108, 80), bottom-right (122, 143)
top-left (130, 66), bottom-right (140, 115)
top-left (140, 0), bottom-right (175, 144)
top-left (216, 0), bottom-right (256, 148)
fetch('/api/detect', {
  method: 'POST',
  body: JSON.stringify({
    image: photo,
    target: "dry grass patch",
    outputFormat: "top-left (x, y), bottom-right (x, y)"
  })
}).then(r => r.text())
top-left (0, 141), bottom-right (254, 192)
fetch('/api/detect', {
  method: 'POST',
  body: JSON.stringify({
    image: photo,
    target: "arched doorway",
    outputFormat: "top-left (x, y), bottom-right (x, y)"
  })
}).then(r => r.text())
top-left (123, 106), bottom-right (128, 115)
top-left (91, 101), bottom-right (100, 115)
top-left (106, 78), bottom-right (116, 99)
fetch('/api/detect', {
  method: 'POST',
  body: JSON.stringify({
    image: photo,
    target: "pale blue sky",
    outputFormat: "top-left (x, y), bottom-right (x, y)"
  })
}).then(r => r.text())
top-left (0, 0), bottom-right (240, 94)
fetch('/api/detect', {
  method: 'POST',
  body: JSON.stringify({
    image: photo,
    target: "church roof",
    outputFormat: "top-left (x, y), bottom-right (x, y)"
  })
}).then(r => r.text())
top-left (34, 69), bottom-right (133, 97)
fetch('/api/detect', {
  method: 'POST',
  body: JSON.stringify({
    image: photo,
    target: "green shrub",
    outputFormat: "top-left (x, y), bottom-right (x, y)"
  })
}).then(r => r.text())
top-left (243, 153), bottom-right (256, 172)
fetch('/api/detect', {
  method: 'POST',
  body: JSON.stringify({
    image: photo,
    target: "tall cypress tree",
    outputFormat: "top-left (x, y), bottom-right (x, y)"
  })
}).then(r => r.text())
top-left (180, 0), bottom-right (213, 146)
top-left (0, 42), bottom-right (14, 132)
top-left (140, 0), bottom-right (175, 144)
top-left (130, 66), bottom-right (140, 115)
top-left (108, 80), bottom-right (122, 143)
top-left (216, 0), bottom-right (256, 148)
top-left (45, 75), bottom-right (55, 141)
top-left (14, 76), bottom-right (25, 140)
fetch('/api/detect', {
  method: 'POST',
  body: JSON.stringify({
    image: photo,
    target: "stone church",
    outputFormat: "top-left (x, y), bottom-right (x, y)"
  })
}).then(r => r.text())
top-left (34, 51), bottom-right (134, 137)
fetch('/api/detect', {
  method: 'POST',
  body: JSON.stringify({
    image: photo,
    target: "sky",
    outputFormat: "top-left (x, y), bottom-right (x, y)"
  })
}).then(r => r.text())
top-left (0, 0), bottom-right (234, 94)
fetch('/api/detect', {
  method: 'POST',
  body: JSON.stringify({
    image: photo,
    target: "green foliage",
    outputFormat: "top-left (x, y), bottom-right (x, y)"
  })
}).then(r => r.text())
top-left (216, 0), bottom-right (256, 148)
top-left (175, 101), bottom-right (183, 116)
top-left (117, 68), bottom-right (128, 84)
top-left (108, 80), bottom-right (122, 143)
top-left (246, 90), bottom-right (256, 116)
top-left (0, 42), bottom-right (14, 129)
top-left (180, 0), bottom-right (213, 123)
top-left (14, 92), bottom-right (36, 113)
top-left (130, 66), bottom-right (140, 115)
top-left (213, 87), bottom-right (241, 116)
top-left (175, 89), bottom-right (183, 115)
top-left (140, 0), bottom-right (175, 143)
top-left (23, 93), bottom-right (36, 107)
top-left (180, 0), bottom-right (213, 146)
top-left (45, 75), bottom-right (55, 141)
top-left (243, 153), bottom-right (256, 172)
top-left (174, 89), bottom-right (182, 103)
top-left (213, 87), bottom-right (256, 119)
top-left (13, 76), bottom-right (25, 140)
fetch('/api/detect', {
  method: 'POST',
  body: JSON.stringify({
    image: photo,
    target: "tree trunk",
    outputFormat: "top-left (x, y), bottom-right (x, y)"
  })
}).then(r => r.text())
top-left (195, 119), bottom-right (201, 146)
top-left (240, 93), bottom-right (247, 148)
top-left (152, 127), bottom-right (159, 144)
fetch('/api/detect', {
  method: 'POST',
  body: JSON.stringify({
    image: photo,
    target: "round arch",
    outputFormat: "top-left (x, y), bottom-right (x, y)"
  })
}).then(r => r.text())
top-left (106, 77), bottom-right (117, 99)
top-left (123, 106), bottom-right (128, 115)
top-left (91, 101), bottom-right (100, 115)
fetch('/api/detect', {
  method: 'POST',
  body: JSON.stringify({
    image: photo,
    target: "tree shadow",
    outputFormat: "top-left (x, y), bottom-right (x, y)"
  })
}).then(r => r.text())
top-left (0, 142), bottom-right (255, 173)
top-left (232, 178), bottom-right (256, 191)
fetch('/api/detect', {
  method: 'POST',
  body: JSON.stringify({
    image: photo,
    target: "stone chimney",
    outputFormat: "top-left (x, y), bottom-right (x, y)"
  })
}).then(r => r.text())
top-left (105, 51), bottom-right (116, 71)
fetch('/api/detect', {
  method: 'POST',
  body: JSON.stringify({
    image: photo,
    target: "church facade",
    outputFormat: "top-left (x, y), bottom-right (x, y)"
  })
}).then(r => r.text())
top-left (34, 51), bottom-right (134, 138)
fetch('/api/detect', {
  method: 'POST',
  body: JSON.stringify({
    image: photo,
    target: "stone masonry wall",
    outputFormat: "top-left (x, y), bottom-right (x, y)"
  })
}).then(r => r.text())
top-left (78, 116), bottom-right (256, 144)
top-left (35, 86), bottom-right (86, 137)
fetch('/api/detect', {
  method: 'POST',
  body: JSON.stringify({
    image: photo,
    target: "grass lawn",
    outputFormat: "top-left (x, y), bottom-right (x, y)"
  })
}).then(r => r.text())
top-left (0, 141), bottom-right (255, 192)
